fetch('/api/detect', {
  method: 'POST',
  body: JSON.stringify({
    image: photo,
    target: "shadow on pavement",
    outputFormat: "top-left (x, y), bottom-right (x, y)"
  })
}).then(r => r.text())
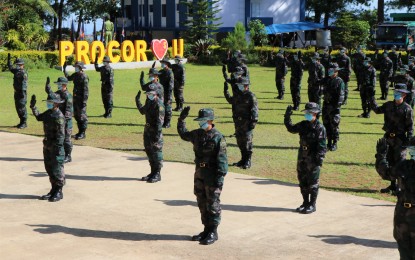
top-left (309, 235), bottom-right (397, 249)
top-left (155, 199), bottom-right (294, 212)
top-left (0, 157), bottom-right (43, 161)
top-left (234, 178), bottom-right (297, 187)
top-left (0, 193), bottom-right (39, 200)
top-left (30, 173), bottom-right (139, 181)
top-left (28, 224), bottom-right (190, 241)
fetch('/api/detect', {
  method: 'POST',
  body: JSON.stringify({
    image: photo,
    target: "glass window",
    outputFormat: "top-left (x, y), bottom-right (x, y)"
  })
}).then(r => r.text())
top-left (149, 5), bottom-right (153, 13)
top-left (162, 4), bottom-right (167, 17)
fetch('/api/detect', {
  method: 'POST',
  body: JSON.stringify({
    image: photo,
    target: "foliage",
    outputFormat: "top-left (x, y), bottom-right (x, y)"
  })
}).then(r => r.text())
top-left (221, 22), bottom-right (248, 51)
top-left (179, 0), bottom-right (223, 42)
top-left (387, 0), bottom-right (415, 11)
top-left (332, 12), bottom-right (370, 49)
top-left (248, 19), bottom-right (269, 47)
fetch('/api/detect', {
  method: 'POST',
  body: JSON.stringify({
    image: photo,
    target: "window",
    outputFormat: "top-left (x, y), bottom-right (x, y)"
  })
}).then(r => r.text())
top-left (177, 4), bottom-right (179, 11)
top-left (149, 5), bottom-right (153, 13)
top-left (162, 4), bottom-right (167, 17)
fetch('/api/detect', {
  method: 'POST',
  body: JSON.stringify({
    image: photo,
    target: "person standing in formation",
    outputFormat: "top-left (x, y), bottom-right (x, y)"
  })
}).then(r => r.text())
top-left (289, 51), bottom-right (305, 110)
top-left (94, 56), bottom-right (114, 118)
top-left (159, 58), bottom-right (174, 128)
top-left (275, 50), bottom-right (288, 100)
top-left (307, 53), bottom-right (325, 107)
top-left (171, 55), bottom-right (186, 112)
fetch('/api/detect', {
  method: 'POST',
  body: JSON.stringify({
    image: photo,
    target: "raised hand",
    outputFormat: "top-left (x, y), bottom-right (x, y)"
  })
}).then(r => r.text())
top-left (152, 61), bottom-right (156, 68)
top-left (140, 71), bottom-right (144, 81)
top-left (376, 138), bottom-right (388, 155)
top-left (46, 76), bottom-right (50, 86)
top-left (7, 53), bottom-right (11, 63)
top-left (136, 90), bottom-right (141, 100)
top-left (63, 61), bottom-right (67, 72)
top-left (285, 105), bottom-right (293, 116)
top-left (224, 81), bottom-right (228, 91)
top-left (179, 106), bottom-right (190, 120)
top-left (95, 55), bottom-right (98, 64)
top-left (222, 64), bottom-right (226, 73)
top-left (30, 94), bottom-right (36, 108)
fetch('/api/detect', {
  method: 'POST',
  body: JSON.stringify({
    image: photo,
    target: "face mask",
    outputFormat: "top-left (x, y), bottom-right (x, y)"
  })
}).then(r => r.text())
top-left (148, 76), bottom-right (155, 82)
top-left (364, 61), bottom-right (369, 67)
top-left (175, 59), bottom-right (180, 64)
top-left (311, 59), bottom-right (316, 63)
top-left (304, 113), bottom-right (314, 121)
top-left (75, 67), bottom-right (80, 72)
top-left (57, 84), bottom-right (63, 91)
top-left (383, 53), bottom-right (388, 57)
top-left (104, 62), bottom-right (109, 66)
top-left (161, 63), bottom-right (166, 69)
top-left (198, 120), bottom-right (209, 130)
top-left (340, 51), bottom-right (345, 55)
top-left (46, 102), bottom-right (54, 109)
top-left (294, 56), bottom-right (298, 61)
top-left (328, 69), bottom-right (335, 76)
top-left (394, 92), bottom-right (402, 101)
top-left (147, 94), bottom-right (155, 100)
top-left (408, 147), bottom-right (415, 160)
top-left (237, 84), bottom-right (245, 92)
top-left (16, 65), bottom-right (21, 69)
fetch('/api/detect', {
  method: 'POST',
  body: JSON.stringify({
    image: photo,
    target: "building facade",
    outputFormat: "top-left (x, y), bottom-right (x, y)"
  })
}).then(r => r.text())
top-left (120, 0), bottom-right (305, 41)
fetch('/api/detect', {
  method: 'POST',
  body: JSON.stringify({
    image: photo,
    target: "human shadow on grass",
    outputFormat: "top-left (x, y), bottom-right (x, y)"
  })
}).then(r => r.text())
top-left (0, 193), bottom-right (39, 200)
top-left (309, 235), bottom-right (397, 249)
top-left (320, 186), bottom-right (378, 194)
top-left (0, 157), bottom-right (43, 162)
top-left (103, 147), bottom-right (146, 152)
top-left (227, 143), bottom-right (297, 150)
top-left (325, 161), bottom-right (375, 167)
top-left (28, 224), bottom-right (190, 241)
top-left (155, 199), bottom-right (294, 212)
top-left (113, 105), bottom-right (136, 110)
top-left (88, 122), bottom-right (144, 127)
top-left (234, 177), bottom-right (297, 187)
top-left (341, 131), bottom-right (383, 135)
top-left (30, 172), bottom-right (139, 181)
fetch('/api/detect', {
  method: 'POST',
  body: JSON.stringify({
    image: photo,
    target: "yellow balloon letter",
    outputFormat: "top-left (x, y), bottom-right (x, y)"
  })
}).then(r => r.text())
top-left (172, 39), bottom-right (184, 57)
top-left (75, 41), bottom-right (91, 64)
top-left (59, 41), bottom-right (74, 66)
top-left (121, 41), bottom-right (135, 62)
top-left (134, 40), bottom-right (148, 62)
top-left (106, 41), bottom-right (121, 63)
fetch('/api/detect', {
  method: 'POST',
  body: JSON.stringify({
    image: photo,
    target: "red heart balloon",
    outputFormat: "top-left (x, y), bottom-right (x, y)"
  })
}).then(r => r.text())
top-left (151, 39), bottom-right (168, 60)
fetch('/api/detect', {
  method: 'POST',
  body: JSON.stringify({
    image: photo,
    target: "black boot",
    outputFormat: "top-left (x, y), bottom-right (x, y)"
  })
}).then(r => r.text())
top-left (381, 180), bottom-right (396, 195)
top-left (141, 164), bottom-right (154, 181)
top-left (191, 226), bottom-right (208, 241)
top-left (64, 154), bottom-right (72, 163)
top-left (296, 188), bottom-right (309, 212)
top-left (242, 152), bottom-right (252, 169)
top-left (327, 139), bottom-right (332, 151)
top-left (200, 226), bottom-right (218, 245)
top-left (331, 140), bottom-right (338, 151)
top-left (49, 185), bottom-right (63, 202)
top-left (173, 101), bottom-right (180, 111)
top-left (40, 184), bottom-right (56, 200)
top-left (232, 152), bottom-right (245, 167)
top-left (302, 187), bottom-right (318, 214)
top-left (178, 102), bottom-right (183, 112)
top-left (147, 171), bottom-right (161, 183)
top-left (17, 119), bottom-right (27, 129)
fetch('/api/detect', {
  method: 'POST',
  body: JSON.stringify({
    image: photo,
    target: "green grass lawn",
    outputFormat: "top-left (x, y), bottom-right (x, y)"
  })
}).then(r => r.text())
top-left (0, 64), bottom-right (399, 202)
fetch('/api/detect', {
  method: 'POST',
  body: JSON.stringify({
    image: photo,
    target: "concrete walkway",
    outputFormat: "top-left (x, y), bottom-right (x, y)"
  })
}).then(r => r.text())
top-left (0, 131), bottom-right (398, 259)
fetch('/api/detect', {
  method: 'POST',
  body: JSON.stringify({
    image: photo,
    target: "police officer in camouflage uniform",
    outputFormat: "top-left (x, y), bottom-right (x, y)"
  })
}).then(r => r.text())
top-left (64, 61), bottom-right (89, 140)
top-left (237, 54), bottom-right (250, 79)
top-left (224, 77), bottom-right (258, 169)
top-left (322, 63), bottom-right (345, 151)
top-left (320, 47), bottom-right (331, 77)
top-left (223, 50), bottom-right (241, 74)
top-left (7, 53), bottom-right (28, 129)
top-left (284, 102), bottom-right (327, 214)
top-left (159, 58), bottom-right (174, 128)
top-left (308, 53), bottom-right (325, 107)
top-left (94, 56), bottom-right (114, 118)
top-left (375, 137), bottom-right (415, 259)
top-left (394, 66), bottom-right (415, 109)
top-left (222, 65), bottom-right (244, 97)
top-left (389, 45), bottom-right (402, 83)
top-left (289, 52), bottom-right (305, 110)
top-left (379, 50), bottom-right (394, 100)
top-left (358, 57), bottom-right (376, 118)
top-left (371, 83), bottom-right (414, 195)
top-left (140, 68), bottom-right (164, 99)
top-left (335, 47), bottom-right (352, 105)
top-left (177, 107), bottom-right (228, 245)
top-left (352, 45), bottom-right (366, 91)
top-left (275, 50), bottom-right (288, 100)
top-left (135, 86), bottom-right (165, 183)
top-left (45, 77), bottom-right (73, 163)
top-left (171, 55), bottom-right (186, 112)
top-left (30, 94), bottom-right (66, 202)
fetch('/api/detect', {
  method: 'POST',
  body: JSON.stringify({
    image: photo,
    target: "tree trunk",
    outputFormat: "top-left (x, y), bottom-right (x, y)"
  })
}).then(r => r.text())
top-left (57, 0), bottom-right (64, 44)
top-left (377, 0), bottom-right (384, 24)
top-left (52, 0), bottom-right (58, 50)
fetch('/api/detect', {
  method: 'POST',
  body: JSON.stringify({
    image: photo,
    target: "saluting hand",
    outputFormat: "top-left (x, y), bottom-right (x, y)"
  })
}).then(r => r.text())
top-left (30, 95), bottom-right (36, 108)
top-left (136, 90), bottom-right (141, 100)
top-left (46, 76), bottom-right (50, 86)
top-left (285, 105), bottom-right (293, 116)
top-left (7, 53), bottom-right (11, 63)
top-left (224, 82), bottom-right (228, 91)
top-left (179, 106), bottom-right (190, 120)
top-left (376, 138), bottom-right (388, 155)
top-left (140, 71), bottom-right (144, 81)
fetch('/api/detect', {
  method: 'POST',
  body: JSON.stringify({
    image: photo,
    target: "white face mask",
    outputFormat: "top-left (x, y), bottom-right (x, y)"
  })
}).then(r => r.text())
top-left (148, 76), bottom-right (155, 82)
top-left (104, 62), bottom-right (109, 66)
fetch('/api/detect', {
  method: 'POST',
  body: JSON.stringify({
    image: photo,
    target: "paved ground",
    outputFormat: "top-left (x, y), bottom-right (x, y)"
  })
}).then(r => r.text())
top-left (0, 131), bottom-right (398, 259)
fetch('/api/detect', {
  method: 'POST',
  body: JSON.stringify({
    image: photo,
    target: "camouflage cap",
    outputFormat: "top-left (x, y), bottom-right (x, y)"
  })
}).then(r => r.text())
top-left (311, 52), bottom-right (321, 59)
top-left (340, 47), bottom-right (347, 52)
top-left (160, 57), bottom-right (171, 66)
top-left (238, 54), bottom-right (248, 62)
top-left (145, 83), bottom-right (159, 95)
top-left (44, 96), bottom-right (64, 104)
top-left (174, 55), bottom-right (183, 61)
top-left (103, 56), bottom-right (111, 62)
top-left (15, 58), bottom-right (24, 65)
top-left (401, 65), bottom-right (411, 72)
top-left (394, 83), bottom-right (410, 93)
top-left (329, 62), bottom-right (340, 71)
top-left (147, 68), bottom-right (161, 75)
top-left (54, 77), bottom-right (69, 84)
top-left (364, 57), bottom-right (372, 63)
top-left (194, 108), bottom-right (215, 121)
top-left (237, 77), bottom-right (250, 85)
top-left (74, 61), bottom-right (86, 69)
top-left (233, 66), bottom-right (244, 76)
top-left (383, 50), bottom-right (389, 55)
top-left (301, 102), bottom-right (320, 114)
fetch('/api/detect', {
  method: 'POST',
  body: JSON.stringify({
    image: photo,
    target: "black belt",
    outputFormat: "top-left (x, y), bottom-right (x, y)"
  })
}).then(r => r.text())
top-left (403, 202), bottom-right (415, 208)
top-left (198, 162), bottom-right (215, 168)
top-left (301, 145), bottom-right (309, 151)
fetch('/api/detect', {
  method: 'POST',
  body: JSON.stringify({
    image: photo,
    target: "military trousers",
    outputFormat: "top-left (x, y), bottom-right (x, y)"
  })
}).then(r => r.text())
top-left (405, 93), bottom-right (414, 109)
top-left (164, 93), bottom-right (172, 125)
top-left (297, 155), bottom-right (320, 191)
top-left (290, 77), bottom-right (302, 108)
top-left (194, 167), bottom-right (223, 227)
top-left (143, 127), bottom-right (163, 171)
top-left (43, 140), bottom-right (65, 186)
top-left (73, 97), bottom-right (88, 132)
top-left (322, 104), bottom-right (341, 141)
top-left (393, 204), bottom-right (415, 260)
top-left (101, 83), bottom-right (113, 114)
top-left (173, 83), bottom-right (184, 104)
top-left (360, 86), bottom-right (375, 114)
top-left (64, 119), bottom-right (73, 156)
top-left (308, 84), bottom-right (322, 107)
top-left (379, 75), bottom-right (391, 98)
top-left (234, 121), bottom-right (253, 154)
top-left (14, 91), bottom-right (27, 121)
top-left (275, 76), bottom-right (285, 96)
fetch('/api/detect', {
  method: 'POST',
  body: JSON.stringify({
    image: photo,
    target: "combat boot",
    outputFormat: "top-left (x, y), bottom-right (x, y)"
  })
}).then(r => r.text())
top-left (173, 101), bottom-right (180, 111)
top-left (242, 153), bottom-right (252, 169)
top-left (200, 226), bottom-right (218, 245)
top-left (64, 154), bottom-right (72, 163)
top-left (302, 187), bottom-right (318, 214)
top-left (232, 152), bottom-right (245, 167)
top-left (177, 102), bottom-right (183, 112)
top-left (191, 226), bottom-right (208, 241)
top-left (48, 185), bottom-right (63, 202)
top-left (327, 139), bottom-right (332, 151)
top-left (40, 184), bottom-right (56, 200)
top-left (17, 119), bottom-right (27, 129)
top-left (141, 165), bottom-right (154, 181)
top-left (75, 131), bottom-right (86, 140)
top-left (331, 141), bottom-right (338, 151)
top-left (147, 172), bottom-right (161, 183)
top-left (162, 122), bottom-right (171, 128)
top-left (296, 189), bottom-right (309, 212)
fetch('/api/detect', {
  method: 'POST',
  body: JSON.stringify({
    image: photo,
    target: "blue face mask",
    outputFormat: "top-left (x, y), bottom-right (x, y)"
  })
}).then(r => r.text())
top-left (161, 63), bottom-right (166, 68)
top-left (304, 113), bottom-right (314, 121)
top-left (294, 56), bottom-right (298, 61)
top-left (340, 50), bottom-right (345, 55)
top-left (46, 102), bottom-right (54, 109)
top-left (311, 59), bottom-right (316, 63)
top-left (56, 84), bottom-right (63, 91)
top-left (328, 69), bottom-right (335, 76)
top-left (75, 67), bottom-right (80, 72)
top-left (148, 76), bottom-right (155, 82)
top-left (147, 94), bottom-right (155, 100)
top-left (237, 84), bottom-right (245, 92)
top-left (409, 147), bottom-right (415, 160)
top-left (198, 120), bottom-right (209, 130)
top-left (394, 92), bottom-right (402, 101)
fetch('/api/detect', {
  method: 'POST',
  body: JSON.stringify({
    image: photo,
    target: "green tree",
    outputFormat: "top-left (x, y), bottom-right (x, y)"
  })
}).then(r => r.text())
top-left (388, 0), bottom-right (415, 11)
top-left (248, 19), bottom-right (268, 47)
top-left (180, 0), bottom-right (222, 42)
top-left (221, 22), bottom-right (248, 51)
top-left (332, 12), bottom-right (370, 50)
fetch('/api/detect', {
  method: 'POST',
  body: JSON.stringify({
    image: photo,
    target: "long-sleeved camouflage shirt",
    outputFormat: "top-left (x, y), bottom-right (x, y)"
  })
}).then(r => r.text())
top-left (32, 107), bottom-right (65, 146)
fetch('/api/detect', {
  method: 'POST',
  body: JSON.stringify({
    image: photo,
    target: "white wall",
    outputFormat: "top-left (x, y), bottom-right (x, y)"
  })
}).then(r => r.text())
top-left (216, 0), bottom-right (245, 28)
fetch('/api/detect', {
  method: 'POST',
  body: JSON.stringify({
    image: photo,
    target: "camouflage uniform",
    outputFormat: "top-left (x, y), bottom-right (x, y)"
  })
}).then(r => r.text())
top-left (352, 49), bottom-right (366, 91)
top-left (65, 62), bottom-right (89, 139)
top-left (335, 49), bottom-right (352, 105)
top-left (307, 53), bottom-right (325, 107)
top-left (140, 68), bottom-right (164, 101)
top-left (159, 58), bottom-right (174, 128)
top-left (379, 52), bottom-right (394, 100)
top-left (289, 55), bottom-right (305, 110)
top-left (223, 50), bottom-right (242, 73)
top-left (8, 56), bottom-right (28, 128)
top-left (222, 65), bottom-right (244, 98)
top-left (31, 96), bottom-right (65, 202)
top-left (45, 77), bottom-right (73, 163)
top-left (94, 56), bottom-right (114, 118)
top-left (375, 137), bottom-right (415, 259)
top-left (394, 67), bottom-right (415, 109)
top-left (285, 102), bottom-right (327, 214)
top-left (359, 58), bottom-right (376, 118)
top-left (319, 49), bottom-right (331, 77)
top-left (389, 48), bottom-right (401, 80)
top-left (275, 51), bottom-right (288, 99)
top-left (177, 108), bottom-right (228, 245)
top-left (224, 78), bottom-right (259, 169)
top-left (371, 84), bottom-right (414, 194)
top-left (171, 56), bottom-right (186, 111)
top-left (322, 64), bottom-right (345, 151)
top-left (135, 87), bottom-right (165, 183)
